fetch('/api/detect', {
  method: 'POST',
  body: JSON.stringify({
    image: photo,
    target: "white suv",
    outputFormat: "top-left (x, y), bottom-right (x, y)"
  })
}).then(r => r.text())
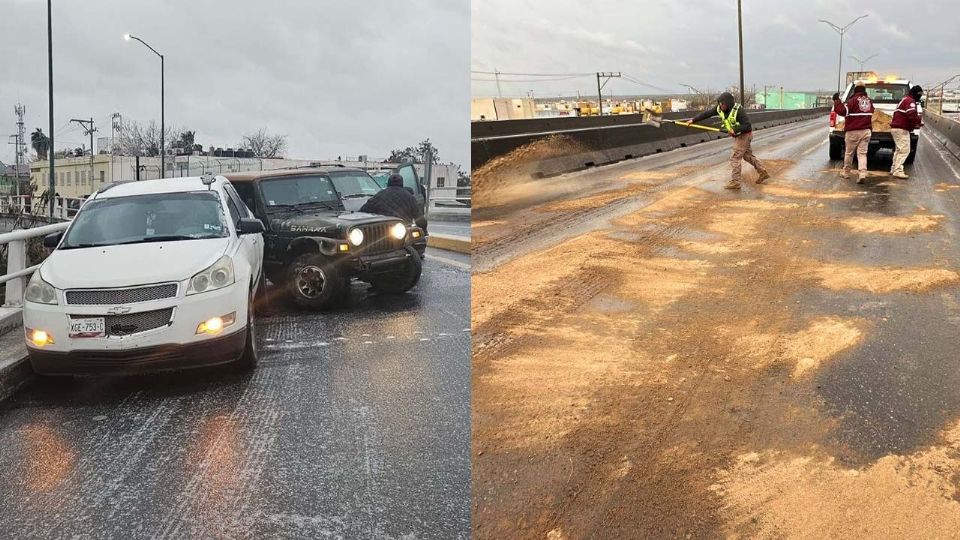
top-left (23, 174), bottom-right (265, 375)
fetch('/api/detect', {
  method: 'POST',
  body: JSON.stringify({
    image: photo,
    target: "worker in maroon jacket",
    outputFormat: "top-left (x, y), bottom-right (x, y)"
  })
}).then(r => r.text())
top-left (833, 84), bottom-right (874, 183)
top-left (890, 85), bottom-right (924, 179)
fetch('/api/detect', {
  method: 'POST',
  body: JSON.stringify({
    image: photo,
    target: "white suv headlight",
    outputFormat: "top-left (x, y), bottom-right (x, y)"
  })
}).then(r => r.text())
top-left (24, 272), bottom-right (58, 305)
top-left (186, 255), bottom-right (235, 295)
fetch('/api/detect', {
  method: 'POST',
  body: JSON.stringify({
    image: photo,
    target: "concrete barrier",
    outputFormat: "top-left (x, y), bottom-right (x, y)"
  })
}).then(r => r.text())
top-left (0, 308), bottom-right (30, 402)
top-left (924, 111), bottom-right (960, 157)
top-left (472, 108), bottom-right (831, 172)
top-left (428, 233), bottom-right (470, 254)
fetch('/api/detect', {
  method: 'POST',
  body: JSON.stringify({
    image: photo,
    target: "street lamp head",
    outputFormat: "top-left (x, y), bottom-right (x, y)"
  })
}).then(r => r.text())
top-left (123, 33), bottom-right (131, 41)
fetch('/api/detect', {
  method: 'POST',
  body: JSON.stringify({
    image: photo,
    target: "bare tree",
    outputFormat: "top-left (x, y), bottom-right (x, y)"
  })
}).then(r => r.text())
top-left (241, 129), bottom-right (288, 158)
top-left (117, 120), bottom-right (186, 157)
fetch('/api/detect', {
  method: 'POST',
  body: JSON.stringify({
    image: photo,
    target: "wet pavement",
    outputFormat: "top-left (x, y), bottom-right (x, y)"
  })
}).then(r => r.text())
top-left (0, 259), bottom-right (470, 539)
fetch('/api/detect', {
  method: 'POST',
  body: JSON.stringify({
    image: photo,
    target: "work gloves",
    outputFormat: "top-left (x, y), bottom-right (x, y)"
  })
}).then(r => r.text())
top-left (832, 92), bottom-right (840, 102)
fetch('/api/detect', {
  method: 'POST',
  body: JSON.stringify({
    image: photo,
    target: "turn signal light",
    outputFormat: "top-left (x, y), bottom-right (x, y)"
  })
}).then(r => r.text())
top-left (196, 312), bottom-right (236, 335)
top-left (338, 243), bottom-right (350, 252)
top-left (27, 328), bottom-right (54, 347)
top-left (412, 231), bottom-right (422, 239)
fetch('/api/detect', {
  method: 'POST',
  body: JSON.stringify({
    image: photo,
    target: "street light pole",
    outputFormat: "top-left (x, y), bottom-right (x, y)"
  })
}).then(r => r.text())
top-left (737, 0), bottom-right (745, 106)
top-left (818, 15), bottom-right (869, 93)
top-left (47, 0), bottom-right (55, 217)
top-left (124, 33), bottom-right (164, 178)
top-left (849, 53), bottom-right (879, 72)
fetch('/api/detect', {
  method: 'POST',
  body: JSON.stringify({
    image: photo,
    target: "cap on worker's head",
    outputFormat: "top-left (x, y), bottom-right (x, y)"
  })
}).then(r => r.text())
top-left (910, 85), bottom-right (923, 99)
top-left (853, 84), bottom-right (867, 94)
top-left (717, 92), bottom-right (735, 109)
top-left (387, 173), bottom-right (404, 187)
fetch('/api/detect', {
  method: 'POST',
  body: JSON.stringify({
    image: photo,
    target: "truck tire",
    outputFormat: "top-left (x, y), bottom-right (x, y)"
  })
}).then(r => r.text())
top-left (287, 253), bottom-right (344, 309)
top-left (368, 247), bottom-right (422, 294)
top-left (829, 136), bottom-right (844, 161)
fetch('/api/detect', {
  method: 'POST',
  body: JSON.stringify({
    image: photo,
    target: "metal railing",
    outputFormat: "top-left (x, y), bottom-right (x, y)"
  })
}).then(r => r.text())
top-left (0, 222), bottom-right (70, 307)
top-left (0, 195), bottom-right (86, 220)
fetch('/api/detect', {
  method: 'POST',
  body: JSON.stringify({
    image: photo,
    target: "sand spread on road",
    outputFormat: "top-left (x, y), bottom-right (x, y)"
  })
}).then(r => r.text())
top-left (840, 214), bottom-right (944, 234)
top-left (712, 420), bottom-right (960, 538)
top-left (806, 263), bottom-right (960, 293)
top-left (759, 183), bottom-right (862, 200)
top-left (727, 317), bottom-right (866, 378)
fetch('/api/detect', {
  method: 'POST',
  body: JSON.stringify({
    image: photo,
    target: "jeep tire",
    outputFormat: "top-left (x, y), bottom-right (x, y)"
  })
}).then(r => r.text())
top-left (287, 253), bottom-right (344, 309)
top-left (368, 247), bottom-right (422, 294)
top-left (828, 136), bottom-right (844, 161)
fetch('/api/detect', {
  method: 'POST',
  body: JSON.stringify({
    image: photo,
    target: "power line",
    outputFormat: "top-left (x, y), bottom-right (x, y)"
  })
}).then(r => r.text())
top-left (471, 70), bottom-right (595, 77)
top-left (472, 75), bottom-right (591, 83)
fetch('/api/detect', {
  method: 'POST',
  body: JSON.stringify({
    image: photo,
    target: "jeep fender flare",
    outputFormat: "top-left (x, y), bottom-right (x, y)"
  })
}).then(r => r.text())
top-left (286, 236), bottom-right (340, 260)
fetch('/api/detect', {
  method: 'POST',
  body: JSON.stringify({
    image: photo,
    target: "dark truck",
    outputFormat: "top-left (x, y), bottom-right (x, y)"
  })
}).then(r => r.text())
top-left (225, 167), bottom-right (427, 309)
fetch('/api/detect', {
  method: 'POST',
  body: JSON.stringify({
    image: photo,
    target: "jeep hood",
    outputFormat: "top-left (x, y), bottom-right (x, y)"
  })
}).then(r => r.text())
top-left (41, 238), bottom-right (231, 289)
top-left (270, 211), bottom-right (399, 235)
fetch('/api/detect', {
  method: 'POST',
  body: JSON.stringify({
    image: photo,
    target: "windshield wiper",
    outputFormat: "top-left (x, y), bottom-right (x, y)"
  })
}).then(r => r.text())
top-left (267, 203), bottom-right (304, 213)
top-left (340, 193), bottom-right (372, 199)
top-left (59, 243), bottom-right (107, 250)
top-left (297, 200), bottom-right (342, 209)
top-left (114, 235), bottom-right (216, 245)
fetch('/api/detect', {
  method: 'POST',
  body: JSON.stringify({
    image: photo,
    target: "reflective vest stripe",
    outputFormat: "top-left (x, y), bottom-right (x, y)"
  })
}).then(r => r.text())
top-left (847, 113), bottom-right (872, 116)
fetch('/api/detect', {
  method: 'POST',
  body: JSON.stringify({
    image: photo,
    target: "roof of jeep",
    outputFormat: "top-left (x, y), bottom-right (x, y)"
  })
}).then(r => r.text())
top-left (225, 167), bottom-right (366, 183)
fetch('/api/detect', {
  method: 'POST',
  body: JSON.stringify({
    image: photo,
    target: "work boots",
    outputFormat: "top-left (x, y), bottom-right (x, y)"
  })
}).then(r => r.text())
top-left (724, 180), bottom-right (742, 190)
top-left (756, 170), bottom-right (771, 184)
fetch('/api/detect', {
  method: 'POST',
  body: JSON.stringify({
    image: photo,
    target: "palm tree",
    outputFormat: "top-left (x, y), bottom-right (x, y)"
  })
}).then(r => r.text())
top-left (31, 128), bottom-right (50, 159)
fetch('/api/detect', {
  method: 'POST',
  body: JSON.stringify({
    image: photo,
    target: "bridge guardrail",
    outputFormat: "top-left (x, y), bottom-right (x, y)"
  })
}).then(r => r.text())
top-left (0, 195), bottom-right (85, 221)
top-left (0, 221), bottom-right (70, 308)
top-left (471, 107), bottom-right (831, 173)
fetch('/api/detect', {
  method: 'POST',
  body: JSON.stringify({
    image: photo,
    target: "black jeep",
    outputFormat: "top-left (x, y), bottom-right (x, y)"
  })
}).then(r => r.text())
top-left (225, 167), bottom-right (427, 309)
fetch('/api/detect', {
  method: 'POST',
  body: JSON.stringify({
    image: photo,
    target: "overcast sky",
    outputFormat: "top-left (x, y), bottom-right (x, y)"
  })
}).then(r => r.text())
top-left (0, 0), bottom-right (468, 169)
top-left (473, 0), bottom-right (959, 99)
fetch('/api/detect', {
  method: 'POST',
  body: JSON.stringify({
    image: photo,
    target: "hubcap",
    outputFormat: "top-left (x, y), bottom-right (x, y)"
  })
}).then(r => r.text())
top-left (295, 265), bottom-right (327, 299)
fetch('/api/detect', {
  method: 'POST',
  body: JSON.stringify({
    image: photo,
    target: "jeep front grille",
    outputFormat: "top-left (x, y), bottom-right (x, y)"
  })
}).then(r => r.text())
top-left (357, 222), bottom-right (405, 255)
top-left (65, 284), bottom-right (179, 305)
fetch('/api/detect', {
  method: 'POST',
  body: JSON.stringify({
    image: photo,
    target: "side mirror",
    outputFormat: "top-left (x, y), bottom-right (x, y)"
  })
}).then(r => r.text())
top-left (237, 218), bottom-right (265, 235)
top-left (43, 231), bottom-right (62, 248)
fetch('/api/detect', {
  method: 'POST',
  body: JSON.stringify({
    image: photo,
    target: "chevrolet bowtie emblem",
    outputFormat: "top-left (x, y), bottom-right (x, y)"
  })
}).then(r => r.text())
top-left (107, 306), bottom-right (131, 315)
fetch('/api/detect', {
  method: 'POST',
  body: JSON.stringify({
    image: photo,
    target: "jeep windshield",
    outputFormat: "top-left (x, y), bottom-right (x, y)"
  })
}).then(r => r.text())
top-left (60, 191), bottom-right (229, 249)
top-left (330, 172), bottom-right (383, 198)
top-left (260, 175), bottom-right (342, 210)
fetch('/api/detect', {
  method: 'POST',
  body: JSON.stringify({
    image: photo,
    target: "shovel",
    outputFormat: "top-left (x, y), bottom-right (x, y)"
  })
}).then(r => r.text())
top-left (641, 109), bottom-right (723, 132)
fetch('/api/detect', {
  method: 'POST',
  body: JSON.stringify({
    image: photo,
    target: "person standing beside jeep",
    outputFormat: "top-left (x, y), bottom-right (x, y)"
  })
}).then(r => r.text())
top-left (833, 84), bottom-right (874, 184)
top-left (360, 173), bottom-right (427, 230)
top-left (890, 85), bottom-right (924, 179)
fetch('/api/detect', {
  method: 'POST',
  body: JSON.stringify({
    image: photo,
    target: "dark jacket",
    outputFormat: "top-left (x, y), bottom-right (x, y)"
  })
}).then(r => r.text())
top-left (359, 186), bottom-right (426, 229)
top-left (690, 104), bottom-right (753, 135)
top-left (891, 94), bottom-right (922, 131)
top-left (834, 91), bottom-right (874, 131)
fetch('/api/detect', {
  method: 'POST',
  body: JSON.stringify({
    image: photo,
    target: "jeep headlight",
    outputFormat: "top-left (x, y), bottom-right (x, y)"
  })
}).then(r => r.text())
top-left (348, 228), bottom-right (364, 246)
top-left (390, 222), bottom-right (407, 240)
top-left (186, 255), bottom-right (235, 295)
top-left (24, 272), bottom-right (58, 305)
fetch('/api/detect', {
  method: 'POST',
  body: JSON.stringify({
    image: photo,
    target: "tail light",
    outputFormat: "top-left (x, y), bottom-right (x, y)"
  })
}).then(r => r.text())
top-left (829, 111), bottom-right (837, 127)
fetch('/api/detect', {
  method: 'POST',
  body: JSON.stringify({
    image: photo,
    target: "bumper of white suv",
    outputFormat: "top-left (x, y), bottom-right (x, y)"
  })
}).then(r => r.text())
top-left (23, 280), bottom-right (249, 375)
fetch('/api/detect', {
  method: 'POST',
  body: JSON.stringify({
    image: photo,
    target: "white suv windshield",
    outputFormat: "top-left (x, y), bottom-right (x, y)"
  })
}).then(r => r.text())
top-left (61, 191), bottom-right (229, 249)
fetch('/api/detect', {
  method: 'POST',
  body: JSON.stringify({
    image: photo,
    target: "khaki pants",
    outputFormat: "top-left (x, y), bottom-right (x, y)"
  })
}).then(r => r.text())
top-left (730, 131), bottom-right (767, 182)
top-left (843, 129), bottom-right (871, 178)
top-left (890, 128), bottom-right (911, 175)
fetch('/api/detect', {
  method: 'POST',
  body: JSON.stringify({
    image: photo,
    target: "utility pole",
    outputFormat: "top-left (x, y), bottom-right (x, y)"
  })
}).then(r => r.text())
top-left (494, 68), bottom-right (502, 98)
top-left (737, 0), bottom-right (745, 106)
top-left (47, 0), bottom-right (55, 217)
top-left (12, 104), bottom-right (26, 197)
top-left (780, 86), bottom-right (785, 110)
top-left (70, 118), bottom-right (96, 191)
top-left (111, 112), bottom-right (122, 182)
top-left (596, 72), bottom-right (621, 116)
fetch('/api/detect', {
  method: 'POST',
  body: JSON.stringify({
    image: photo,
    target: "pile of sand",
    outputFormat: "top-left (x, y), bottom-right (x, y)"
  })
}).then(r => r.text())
top-left (872, 109), bottom-right (893, 132)
top-left (472, 135), bottom-right (586, 209)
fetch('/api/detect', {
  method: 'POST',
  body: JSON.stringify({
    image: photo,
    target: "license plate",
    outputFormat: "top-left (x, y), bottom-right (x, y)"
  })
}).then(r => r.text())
top-left (70, 317), bottom-right (105, 338)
